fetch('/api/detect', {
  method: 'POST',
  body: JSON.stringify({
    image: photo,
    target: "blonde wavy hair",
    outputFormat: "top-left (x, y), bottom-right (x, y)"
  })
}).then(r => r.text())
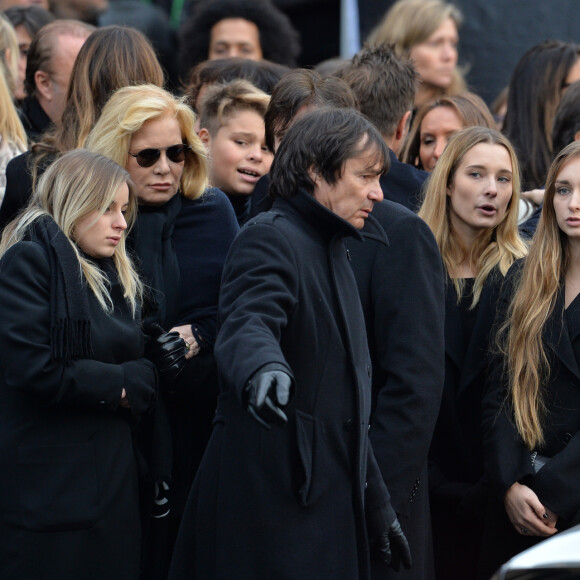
top-left (499, 141), bottom-right (580, 449)
top-left (0, 14), bottom-right (26, 150)
top-left (0, 150), bottom-right (142, 315)
top-left (418, 126), bottom-right (527, 307)
top-left (367, 0), bottom-right (466, 98)
top-left (86, 84), bottom-right (208, 200)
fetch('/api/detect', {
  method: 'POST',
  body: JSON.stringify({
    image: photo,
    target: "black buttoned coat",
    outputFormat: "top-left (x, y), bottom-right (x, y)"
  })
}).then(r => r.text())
top-left (345, 200), bottom-right (445, 580)
top-left (169, 190), bottom-right (393, 580)
top-left (0, 241), bottom-right (157, 580)
top-left (429, 270), bottom-right (505, 578)
top-left (480, 261), bottom-right (580, 575)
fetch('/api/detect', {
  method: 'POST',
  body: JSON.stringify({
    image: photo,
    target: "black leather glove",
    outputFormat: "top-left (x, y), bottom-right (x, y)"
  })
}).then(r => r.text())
top-left (244, 369), bottom-right (293, 429)
top-left (144, 323), bottom-right (188, 381)
top-left (368, 510), bottom-right (412, 571)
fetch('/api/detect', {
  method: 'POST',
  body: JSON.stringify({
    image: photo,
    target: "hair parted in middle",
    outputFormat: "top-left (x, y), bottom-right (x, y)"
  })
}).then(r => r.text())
top-left (269, 107), bottom-right (390, 200)
top-left (86, 83), bottom-right (208, 201)
top-left (499, 140), bottom-right (580, 450)
top-left (198, 79), bottom-right (270, 137)
top-left (401, 92), bottom-right (496, 169)
top-left (418, 126), bottom-right (527, 307)
top-left (0, 149), bottom-right (142, 315)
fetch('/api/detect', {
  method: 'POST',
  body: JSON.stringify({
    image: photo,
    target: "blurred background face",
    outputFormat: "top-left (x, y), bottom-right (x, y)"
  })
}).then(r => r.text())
top-left (410, 17), bottom-right (458, 91)
top-left (13, 23), bottom-right (32, 100)
top-left (419, 105), bottom-right (464, 171)
top-left (208, 18), bottom-right (263, 61)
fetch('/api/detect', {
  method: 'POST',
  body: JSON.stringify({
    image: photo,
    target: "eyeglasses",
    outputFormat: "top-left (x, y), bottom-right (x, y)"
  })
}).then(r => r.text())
top-left (129, 144), bottom-right (191, 168)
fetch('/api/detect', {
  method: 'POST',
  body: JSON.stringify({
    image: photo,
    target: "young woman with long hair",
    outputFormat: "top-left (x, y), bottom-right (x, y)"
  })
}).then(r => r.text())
top-left (0, 150), bottom-right (158, 579)
top-left (481, 140), bottom-right (580, 576)
top-left (418, 126), bottom-right (527, 578)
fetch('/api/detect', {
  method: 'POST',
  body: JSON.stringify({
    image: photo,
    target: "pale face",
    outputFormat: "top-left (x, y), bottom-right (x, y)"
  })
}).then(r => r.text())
top-left (419, 106), bottom-right (464, 171)
top-left (312, 147), bottom-right (384, 230)
top-left (44, 34), bottom-right (87, 123)
top-left (14, 24), bottom-right (32, 101)
top-left (208, 18), bottom-right (263, 61)
top-left (446, 143), bottom-right (513, 245)
top-left (200, 109), bottom-right (272, 196)
top-left (127, 115), bottom-right (185, 206)
top-left (553, 156), bottom-right (580, 242)
top-left (410, 17), bottom-right (458, 91)
top-left (74, 183), bottom-right (129, 259)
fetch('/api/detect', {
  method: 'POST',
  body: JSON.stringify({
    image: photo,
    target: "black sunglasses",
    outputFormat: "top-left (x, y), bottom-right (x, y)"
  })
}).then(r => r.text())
top-left (129, 144), bottom-right (191, 168)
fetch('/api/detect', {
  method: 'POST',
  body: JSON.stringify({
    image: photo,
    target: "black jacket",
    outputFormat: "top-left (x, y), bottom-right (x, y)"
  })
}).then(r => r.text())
top-left (379, 149), bottom-right (428, 212)
top-left (0, 240), bottom-right (157, 580)
top-left (346, 199), bottom-right (445, 579)
top-left (169, 190), bottom-right (394, 580)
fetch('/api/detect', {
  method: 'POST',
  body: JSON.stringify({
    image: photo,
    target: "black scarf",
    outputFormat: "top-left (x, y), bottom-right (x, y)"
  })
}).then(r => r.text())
top-left (28, 216), bottom-right (93, 361)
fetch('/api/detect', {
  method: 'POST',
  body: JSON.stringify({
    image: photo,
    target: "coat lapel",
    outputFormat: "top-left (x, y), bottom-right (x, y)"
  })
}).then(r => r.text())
top-left (545, 286), bottom-right (580, 381)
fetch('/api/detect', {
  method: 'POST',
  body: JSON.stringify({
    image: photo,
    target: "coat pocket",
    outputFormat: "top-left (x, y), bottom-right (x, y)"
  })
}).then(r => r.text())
top-left (18, 443), bottom-right (99, 532)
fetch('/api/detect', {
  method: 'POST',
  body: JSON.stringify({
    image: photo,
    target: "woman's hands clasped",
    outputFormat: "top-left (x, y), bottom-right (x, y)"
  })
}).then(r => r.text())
top-left (504, 482), bottom-right (558, 537)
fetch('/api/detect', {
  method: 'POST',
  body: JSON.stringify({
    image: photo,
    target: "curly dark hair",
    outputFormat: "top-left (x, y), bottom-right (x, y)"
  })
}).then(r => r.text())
top-left (178, 0), bottom-right (300, 79)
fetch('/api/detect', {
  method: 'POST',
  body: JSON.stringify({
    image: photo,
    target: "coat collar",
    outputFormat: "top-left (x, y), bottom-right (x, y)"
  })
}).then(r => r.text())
top-left (273, 188), bottom-right (365, 242)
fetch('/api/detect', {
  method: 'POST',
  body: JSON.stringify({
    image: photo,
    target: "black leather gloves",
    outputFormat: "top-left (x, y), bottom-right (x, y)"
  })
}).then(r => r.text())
top-left (144, 323), bottom-right (188, 381)
top-left (244, 369), bottom-right (293, 429)
top-left (368, 510), bottom-right (412, 571)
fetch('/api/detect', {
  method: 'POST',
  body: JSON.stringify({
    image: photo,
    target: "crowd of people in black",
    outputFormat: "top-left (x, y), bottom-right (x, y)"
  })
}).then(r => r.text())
top-left (0, 0), bottom-right (579, 579)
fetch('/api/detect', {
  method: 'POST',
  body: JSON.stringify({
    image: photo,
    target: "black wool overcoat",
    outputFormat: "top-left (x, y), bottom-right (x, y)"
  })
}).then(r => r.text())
top-left (0, 241), bottom-right (157, 580)
top-left (169, 189), bottom-right (393, 580)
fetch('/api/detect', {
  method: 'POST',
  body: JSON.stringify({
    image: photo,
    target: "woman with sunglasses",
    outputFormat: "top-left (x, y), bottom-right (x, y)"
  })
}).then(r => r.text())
top-left (86, 83), bottom-right (239, 573)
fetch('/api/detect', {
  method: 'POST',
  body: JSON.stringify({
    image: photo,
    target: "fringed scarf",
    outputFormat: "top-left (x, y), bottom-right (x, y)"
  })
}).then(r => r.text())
top-left (28, 216), bottom-right (93, 361)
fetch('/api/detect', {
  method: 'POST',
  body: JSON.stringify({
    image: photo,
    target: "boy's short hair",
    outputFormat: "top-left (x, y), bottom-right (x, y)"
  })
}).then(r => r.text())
top-left (198, 79), bottom-right (270, 136)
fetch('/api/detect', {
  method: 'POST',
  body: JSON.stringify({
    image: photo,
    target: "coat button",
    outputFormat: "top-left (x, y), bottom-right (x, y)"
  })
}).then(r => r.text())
top-left (344, 419), bottom-right (354, 431)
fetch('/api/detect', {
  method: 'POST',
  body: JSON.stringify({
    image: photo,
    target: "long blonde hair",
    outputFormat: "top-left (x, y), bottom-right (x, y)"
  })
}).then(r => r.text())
top-left (86, 84), bottom-right (208, 200)
top-left (499, 141), bottom-right (580, 449)
top-left (0, 14), bottom-right (26, 150)
top-left (0, 150), bottom-right (142, 315)
top-left (418, 126), bottom-right (527, 306)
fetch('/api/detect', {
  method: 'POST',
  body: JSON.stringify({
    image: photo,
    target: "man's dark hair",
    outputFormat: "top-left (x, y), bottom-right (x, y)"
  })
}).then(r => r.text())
top-left (3, 6), bottom-right (54, 40)
top-left (185, 57), bottom-right (289, 112)
top-left (336, 44), bottom-right (417, 138)
top-left (178, 0), bottom-right (300, 78)
top-left (552, 80), bottom-right (580, 157)
top-left (264, 69), bottom-right (357, 152)
top-left (270, 108), bottom-right (390, 199)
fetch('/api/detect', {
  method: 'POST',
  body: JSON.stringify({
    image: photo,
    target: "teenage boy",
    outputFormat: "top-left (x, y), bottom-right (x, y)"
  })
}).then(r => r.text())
top-left (198, 79), bottom-right (272, 226)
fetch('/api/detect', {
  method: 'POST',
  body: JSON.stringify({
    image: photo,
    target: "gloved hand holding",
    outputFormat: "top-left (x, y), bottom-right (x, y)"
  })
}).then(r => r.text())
top-left (245, 369), bottom-right (293, 429)
top-left (144, 322), bottom-right (188, 381)
top-left (368, 509), bottom-right (412, 571)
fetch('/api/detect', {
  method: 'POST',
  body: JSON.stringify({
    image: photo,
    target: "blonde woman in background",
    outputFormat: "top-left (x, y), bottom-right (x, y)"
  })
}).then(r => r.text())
top-left (367, 0), bottom-right (465, 108)
top-left (418, 126), bottom-right (526, 578)
top-left (0, 14), bottom-right (26, 203)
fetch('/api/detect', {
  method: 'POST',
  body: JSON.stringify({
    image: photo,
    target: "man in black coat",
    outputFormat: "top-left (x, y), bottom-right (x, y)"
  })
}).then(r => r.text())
top-left (339, 45), bottom-right (445, 580)
top-left (169, 108), bottom-right (411, 579)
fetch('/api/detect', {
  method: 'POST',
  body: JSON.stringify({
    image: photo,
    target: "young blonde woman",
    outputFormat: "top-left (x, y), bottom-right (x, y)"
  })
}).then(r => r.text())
top-left (0, 14), bottom-right (26, 203)
top-left (418, 126), bottom-right (527, 578)
top-left (480, 140), bottom-right (580, 577)
top-left (367, 0), bottom-right (466, 107)
top-left (0, 150), bottom-right (159, 580)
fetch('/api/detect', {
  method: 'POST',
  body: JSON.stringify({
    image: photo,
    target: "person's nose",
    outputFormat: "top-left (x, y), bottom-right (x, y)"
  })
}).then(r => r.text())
top-left (569, 189), bottom-right (580, 210)
top-left (433, 138), bottom-right (447, 162)
top-left (114, 211), bottom-right (127, 231)
top-left (485, 176), bottom-right (498, 197)
top-left (154, 151), bottom-right (171, 174)
top-left (369, 177), bottom-right (384, 202)
top-left (247, 143), bottom-right (263, 162)
top-left (441, 41), bottom-right (456, 62)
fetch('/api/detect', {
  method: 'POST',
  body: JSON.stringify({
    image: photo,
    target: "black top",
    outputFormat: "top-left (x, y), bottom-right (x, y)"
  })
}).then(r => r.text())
top-left (17, 96), bottom-right (53, 144)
